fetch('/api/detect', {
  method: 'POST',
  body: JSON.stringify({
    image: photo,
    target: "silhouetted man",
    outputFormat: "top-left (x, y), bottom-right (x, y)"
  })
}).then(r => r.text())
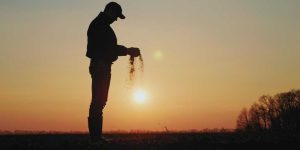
top-left (86, 2), bottom-right (140, 142)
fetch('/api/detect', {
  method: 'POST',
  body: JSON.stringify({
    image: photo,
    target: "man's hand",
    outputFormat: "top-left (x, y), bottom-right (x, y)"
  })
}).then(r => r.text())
top-left (127, 47), bottom-right (140, 57)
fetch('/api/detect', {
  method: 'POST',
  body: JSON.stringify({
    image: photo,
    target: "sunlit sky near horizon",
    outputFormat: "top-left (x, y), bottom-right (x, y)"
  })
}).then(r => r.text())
top-left (0, 0), bottom-right (300, 131)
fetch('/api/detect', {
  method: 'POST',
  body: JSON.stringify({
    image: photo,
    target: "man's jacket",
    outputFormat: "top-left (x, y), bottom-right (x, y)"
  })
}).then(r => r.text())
top-left (86, 12), bottom-right (127, 63)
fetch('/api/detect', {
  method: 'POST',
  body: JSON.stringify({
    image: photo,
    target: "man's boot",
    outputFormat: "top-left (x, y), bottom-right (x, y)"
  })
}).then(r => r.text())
top-left (88, 116), bottom-right (102, 142)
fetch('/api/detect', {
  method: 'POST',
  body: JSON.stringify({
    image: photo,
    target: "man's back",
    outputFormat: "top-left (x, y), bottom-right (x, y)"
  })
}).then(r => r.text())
top-left (86, 12), bottom-right (119, 62)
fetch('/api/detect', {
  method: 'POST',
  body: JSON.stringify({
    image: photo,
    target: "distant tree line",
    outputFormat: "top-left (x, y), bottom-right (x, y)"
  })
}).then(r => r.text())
top-left (236, 89), bottom-right (300, 132)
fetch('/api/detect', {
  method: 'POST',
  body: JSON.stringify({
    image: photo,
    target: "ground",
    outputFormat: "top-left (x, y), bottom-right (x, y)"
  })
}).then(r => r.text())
top-left (1, 131), bottom-right (300, 150)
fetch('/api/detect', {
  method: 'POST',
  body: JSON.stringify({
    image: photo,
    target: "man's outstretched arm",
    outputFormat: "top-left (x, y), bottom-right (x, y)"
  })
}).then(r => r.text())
top-left (115, 45), bottom-right (140, 57)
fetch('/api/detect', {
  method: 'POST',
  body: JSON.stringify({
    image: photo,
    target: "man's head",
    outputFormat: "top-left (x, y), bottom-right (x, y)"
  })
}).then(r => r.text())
top-left (104, 2), bottom-right (125, 24)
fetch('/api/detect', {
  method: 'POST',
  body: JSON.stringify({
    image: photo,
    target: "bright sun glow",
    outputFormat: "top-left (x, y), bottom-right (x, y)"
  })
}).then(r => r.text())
top-left (154, 50), bottom-right (163, 60)
top-left (133, 89), bottom-right (147, 103)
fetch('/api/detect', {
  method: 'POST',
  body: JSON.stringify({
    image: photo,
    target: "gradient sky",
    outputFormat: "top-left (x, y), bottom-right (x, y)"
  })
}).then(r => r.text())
top-left (1, 0), bottom-right (300, 132)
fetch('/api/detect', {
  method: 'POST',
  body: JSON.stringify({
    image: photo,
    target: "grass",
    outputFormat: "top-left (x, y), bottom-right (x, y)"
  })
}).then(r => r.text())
top-left (1, 131), bottom-right (300, 150)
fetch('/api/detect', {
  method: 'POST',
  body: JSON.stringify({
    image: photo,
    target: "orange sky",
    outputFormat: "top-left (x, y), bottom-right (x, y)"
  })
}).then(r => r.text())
top-left (0, 0), bottom-right (300, 132)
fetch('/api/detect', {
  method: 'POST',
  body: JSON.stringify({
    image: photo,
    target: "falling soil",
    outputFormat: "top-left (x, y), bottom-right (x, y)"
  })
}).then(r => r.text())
top-left (129, 54), bottom-right (144, 82)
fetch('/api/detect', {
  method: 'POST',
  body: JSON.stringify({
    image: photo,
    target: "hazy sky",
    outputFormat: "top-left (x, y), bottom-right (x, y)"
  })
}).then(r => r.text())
top-left (1, 0), bottom-right (300, 131)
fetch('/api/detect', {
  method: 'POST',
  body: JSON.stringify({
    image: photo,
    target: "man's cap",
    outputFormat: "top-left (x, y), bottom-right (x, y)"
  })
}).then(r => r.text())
top-left (104, 2), bottom-right (125, 19)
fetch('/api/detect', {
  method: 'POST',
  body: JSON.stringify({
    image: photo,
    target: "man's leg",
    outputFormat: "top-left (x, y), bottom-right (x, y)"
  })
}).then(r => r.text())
top-left (88, 61), bottom-right (111, 142)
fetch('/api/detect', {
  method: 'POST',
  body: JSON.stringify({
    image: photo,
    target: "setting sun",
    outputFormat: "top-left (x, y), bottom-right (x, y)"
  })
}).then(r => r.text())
top-left (133, 89), bottom-right (148, 103)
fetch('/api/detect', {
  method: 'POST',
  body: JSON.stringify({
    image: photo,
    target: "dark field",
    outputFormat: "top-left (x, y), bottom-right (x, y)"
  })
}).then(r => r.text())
top-left (1, 131), bottom-right (300, 150)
